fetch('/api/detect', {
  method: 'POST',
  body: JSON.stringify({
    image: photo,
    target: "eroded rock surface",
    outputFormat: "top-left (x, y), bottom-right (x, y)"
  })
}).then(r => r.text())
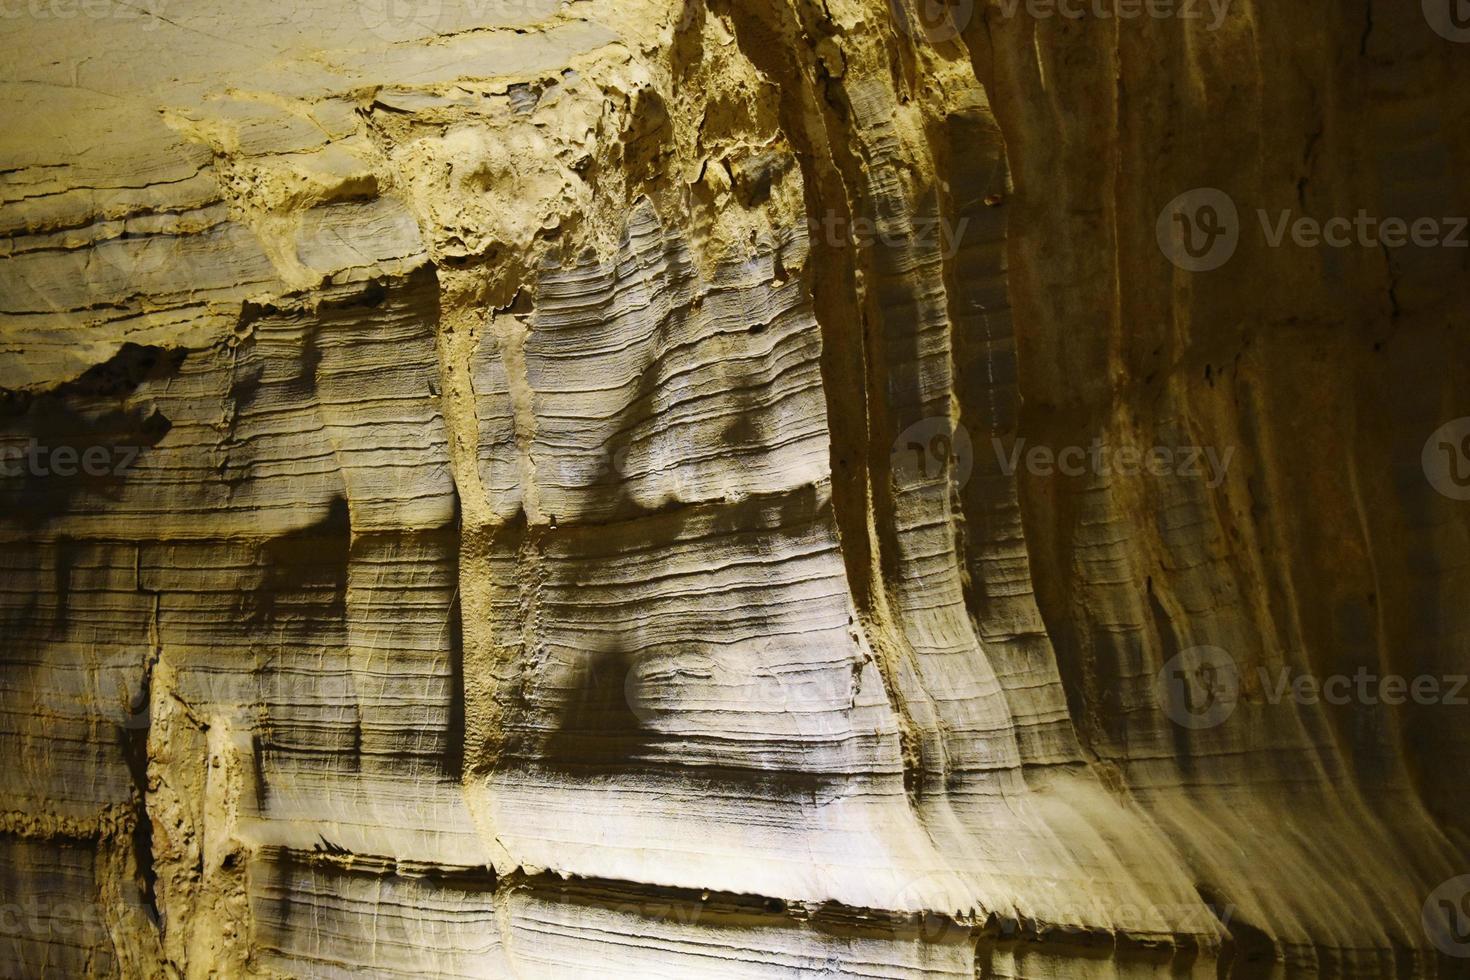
top-left (2, 0), bottom-right (1468, 976)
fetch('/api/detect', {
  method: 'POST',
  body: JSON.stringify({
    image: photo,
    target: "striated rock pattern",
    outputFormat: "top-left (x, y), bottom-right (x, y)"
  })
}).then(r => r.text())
top-left (1, 0), bottom-right (1468, 976)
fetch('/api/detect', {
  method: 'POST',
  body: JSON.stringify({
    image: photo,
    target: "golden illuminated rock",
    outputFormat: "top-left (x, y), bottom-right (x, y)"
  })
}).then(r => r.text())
top-left (1, 0), bottom-right (1468, 976)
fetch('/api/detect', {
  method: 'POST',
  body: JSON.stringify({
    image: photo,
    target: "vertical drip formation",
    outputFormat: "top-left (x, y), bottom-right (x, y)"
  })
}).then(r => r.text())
top-left (0, 1), bottom-right (1466, 977)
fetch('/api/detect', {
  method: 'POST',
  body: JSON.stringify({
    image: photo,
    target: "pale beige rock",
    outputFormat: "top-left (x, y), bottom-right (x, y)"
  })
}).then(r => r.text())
top-left (1, 0), bottom-right (1467, 977)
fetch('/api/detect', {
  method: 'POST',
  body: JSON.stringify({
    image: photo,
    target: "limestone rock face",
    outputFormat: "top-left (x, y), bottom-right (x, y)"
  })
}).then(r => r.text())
top-left (2, 0), bottom-right (1468, 977)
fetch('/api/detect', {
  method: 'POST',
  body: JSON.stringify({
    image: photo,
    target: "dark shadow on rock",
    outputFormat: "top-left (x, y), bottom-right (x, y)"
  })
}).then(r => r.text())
top-left (245, 496), bottom-right (351, 630)
top-left (0, 344), bottom-right (183, 529)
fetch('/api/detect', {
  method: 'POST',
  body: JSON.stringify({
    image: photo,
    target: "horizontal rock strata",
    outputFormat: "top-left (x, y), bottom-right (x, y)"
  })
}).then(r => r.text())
top-left (1, 0), bottom-right (1467, 976)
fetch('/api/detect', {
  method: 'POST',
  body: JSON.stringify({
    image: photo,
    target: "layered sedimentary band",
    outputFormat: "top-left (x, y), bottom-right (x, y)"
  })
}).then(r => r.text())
top-left (1, 0), bottom-right (1467, 976)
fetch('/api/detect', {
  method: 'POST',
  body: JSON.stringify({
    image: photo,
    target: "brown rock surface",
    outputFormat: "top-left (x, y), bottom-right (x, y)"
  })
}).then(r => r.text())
top-left (1, 0), bottom-right (1468, 976)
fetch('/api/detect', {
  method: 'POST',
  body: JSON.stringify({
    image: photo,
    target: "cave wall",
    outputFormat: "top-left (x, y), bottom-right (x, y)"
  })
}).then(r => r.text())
top-left (1, 0), bottom-right (1467, 976)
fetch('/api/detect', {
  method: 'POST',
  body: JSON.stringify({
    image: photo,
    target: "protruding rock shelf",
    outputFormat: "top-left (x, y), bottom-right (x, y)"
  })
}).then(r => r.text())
top-left (2, 0), bottom-right (1467, 976)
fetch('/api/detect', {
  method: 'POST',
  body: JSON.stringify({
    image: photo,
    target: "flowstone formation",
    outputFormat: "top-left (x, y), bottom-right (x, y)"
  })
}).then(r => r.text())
top-left (1, 0), bottom-right (1468, 976)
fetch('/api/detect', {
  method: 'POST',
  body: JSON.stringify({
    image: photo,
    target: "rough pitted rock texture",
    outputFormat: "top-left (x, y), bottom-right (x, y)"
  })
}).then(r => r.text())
top-left (1, 0), bottom-right (1468, 976)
